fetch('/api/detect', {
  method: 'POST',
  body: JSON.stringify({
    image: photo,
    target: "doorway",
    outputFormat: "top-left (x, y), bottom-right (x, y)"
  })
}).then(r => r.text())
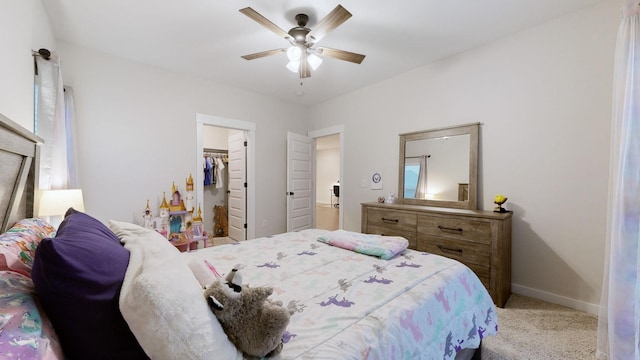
top-left (196, 113), bottom-right (256, 241)
top-left (202, 126), bottom-right (247, 241)
top-left (315, 134), bottom-right (340, 230)
top-left (309, 125), bottom-right (343, 230)
top-left (286, 127), bottom-right (343, 231)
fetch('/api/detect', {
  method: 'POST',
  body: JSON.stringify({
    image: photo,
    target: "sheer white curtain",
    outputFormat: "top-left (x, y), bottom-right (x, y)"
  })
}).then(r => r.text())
top-left (597, 1), bottom-right (640, 359)
top-left (34, 53), bottom-right (79, 190)
top-left (63, 86), bottom-right (80, 188)
top-left (415, 155), bottom-right (428, 199)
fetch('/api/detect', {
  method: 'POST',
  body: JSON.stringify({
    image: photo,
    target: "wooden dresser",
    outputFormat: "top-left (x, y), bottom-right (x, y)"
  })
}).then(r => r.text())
top-left (361, 202), bottom-right (512, 307)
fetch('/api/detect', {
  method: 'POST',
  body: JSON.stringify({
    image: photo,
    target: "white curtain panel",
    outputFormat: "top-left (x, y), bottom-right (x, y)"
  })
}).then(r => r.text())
top-left (64, 86), bottom-right (80, 188)
top-left (35, 55), bottom-right (58, 189)
top-left (415, 155), bottom-right (428, 199)
top-left (597, 1), bottom-right (640, 358)
top-left (35, 54), bottom-right (78, 190)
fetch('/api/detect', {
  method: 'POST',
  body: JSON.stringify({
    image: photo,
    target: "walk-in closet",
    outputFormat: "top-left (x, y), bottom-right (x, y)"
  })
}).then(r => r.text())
top-left (202, 125), bottom-right (247, 242)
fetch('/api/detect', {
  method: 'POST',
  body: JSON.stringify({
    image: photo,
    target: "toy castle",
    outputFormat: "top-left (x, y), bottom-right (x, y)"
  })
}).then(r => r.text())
top-left (144, 174), bottom-right (205, 243)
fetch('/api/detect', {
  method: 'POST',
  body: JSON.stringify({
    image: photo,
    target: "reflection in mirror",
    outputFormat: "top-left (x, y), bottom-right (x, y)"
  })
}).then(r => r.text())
top-left (398, 123), bottom-right (479, 210)
top-left (403, 134), bottom-right (470, 201)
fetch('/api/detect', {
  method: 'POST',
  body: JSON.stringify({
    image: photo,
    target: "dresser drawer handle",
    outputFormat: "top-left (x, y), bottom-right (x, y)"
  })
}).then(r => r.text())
top-left (437, 245), bottom-right (463, 254)
top-left (438, 225), bottom-right (463, 233)
top-left (381, 217), bottom-right (400, 223)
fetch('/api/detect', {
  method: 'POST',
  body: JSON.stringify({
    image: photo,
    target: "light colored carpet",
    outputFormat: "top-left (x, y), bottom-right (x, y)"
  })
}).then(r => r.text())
top-left (482, 294), bottom-right (597, 359)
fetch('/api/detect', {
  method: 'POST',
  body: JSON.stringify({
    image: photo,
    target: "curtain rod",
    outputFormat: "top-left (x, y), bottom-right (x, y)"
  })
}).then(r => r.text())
top-left (32, 48), bottom-right (51, 60)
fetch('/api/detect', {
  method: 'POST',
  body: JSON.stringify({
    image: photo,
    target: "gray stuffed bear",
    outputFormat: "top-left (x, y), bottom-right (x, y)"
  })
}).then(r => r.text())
top-left (204, 268), bottom-right (291, 358)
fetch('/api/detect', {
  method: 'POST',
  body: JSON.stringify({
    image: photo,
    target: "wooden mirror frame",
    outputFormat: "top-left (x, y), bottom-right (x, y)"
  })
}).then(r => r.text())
top-left (398, 123), bottom-right (479, 210)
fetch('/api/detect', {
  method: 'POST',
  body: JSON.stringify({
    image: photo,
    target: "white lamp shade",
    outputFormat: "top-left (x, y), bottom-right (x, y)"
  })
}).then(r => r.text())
top-left (286, 60), bottom-right (300, 73)
top-left (38, 189), bottom-right (85, 217)
top-left (307, 53), bottom-right (323, 70)
top-left (286, 46), bottom-right (302, 61)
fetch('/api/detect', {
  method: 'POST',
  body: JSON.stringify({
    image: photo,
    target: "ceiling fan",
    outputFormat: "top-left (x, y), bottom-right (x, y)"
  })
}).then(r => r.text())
top-left (239, 5), bottom-right (366, 79)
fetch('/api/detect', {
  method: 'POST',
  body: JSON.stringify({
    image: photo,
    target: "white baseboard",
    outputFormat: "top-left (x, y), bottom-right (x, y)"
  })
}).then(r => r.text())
top-left (511, 283), bottom-right (600, 316)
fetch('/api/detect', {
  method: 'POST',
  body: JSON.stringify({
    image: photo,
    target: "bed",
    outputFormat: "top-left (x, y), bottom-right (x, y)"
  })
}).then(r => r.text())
top-left (0, 114), bottom-right (497, 359)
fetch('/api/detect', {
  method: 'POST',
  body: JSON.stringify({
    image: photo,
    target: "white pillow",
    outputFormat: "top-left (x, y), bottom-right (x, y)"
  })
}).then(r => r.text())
top-left (110, 221), bottom-right (242, 360)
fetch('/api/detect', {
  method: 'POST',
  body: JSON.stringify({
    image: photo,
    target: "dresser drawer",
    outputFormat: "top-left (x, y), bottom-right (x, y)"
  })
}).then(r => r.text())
top-left (417, 234), bottom-right (490, 266)
top-left (418, 235), bottom-right (491, 290)
top-left (365, 225), bottom-right (417, 249)
top-left (367, 208), bottom-right (417, 232)
top-left (417, 215), bottom-right (493, 245)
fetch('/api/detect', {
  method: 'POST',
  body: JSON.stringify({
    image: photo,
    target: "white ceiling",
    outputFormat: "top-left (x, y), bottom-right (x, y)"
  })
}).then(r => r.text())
top-left (40, 0), bottom-right (602, 107)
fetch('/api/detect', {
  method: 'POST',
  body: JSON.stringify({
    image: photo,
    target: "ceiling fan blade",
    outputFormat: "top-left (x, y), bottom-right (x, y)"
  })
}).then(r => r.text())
top-left (239, 7), bottom-right (291, 39)
top-left (241, 49), bottom-right (286, 61)
top-left (307, 5), bottom-right (352, 43)
top-left (316, 47), bottom-right (365, 64)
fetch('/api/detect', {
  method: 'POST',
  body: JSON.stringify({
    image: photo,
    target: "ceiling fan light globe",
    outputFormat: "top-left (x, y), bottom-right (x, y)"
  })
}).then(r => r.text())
top-left (286, 46), bottom-right (302, 61)
top-left (307, 53), bottom-right (323, 70)
top-left (286, 60), bottom-right (300, 73)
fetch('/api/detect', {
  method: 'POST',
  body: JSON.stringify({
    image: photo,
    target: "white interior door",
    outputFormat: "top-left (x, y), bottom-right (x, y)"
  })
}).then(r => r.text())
top-left (287, 132), bottom-right (314, 232)
top-left (227, 132), bottom-right (246, 241)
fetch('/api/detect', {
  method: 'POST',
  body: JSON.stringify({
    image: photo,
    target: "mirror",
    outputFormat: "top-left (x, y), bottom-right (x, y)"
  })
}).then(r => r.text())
top-left (398, 123), bottom-right (479, 210)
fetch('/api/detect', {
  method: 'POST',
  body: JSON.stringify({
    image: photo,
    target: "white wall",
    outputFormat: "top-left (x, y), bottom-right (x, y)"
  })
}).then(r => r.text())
top-left (57, 42), bottom-right (307, 238)
top-left (203, 125), bottom-right (229, 150)
top-left (308, 0), bottom-right (618, 312)
top-left (0, 0), bottom-right (55, 130)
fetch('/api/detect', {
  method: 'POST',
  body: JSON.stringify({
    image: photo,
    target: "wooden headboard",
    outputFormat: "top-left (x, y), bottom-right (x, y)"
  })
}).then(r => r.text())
top-left (0, 113), bottom-right (42, 233)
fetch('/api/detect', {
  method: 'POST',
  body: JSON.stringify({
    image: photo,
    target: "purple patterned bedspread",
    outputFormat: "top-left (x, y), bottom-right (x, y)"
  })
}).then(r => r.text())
top-left (184, 229), bottom-right (498, 359)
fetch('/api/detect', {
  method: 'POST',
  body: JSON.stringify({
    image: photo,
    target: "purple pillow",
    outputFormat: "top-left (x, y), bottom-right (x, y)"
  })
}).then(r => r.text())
top-left (32, 208), bottom-right (148, 359)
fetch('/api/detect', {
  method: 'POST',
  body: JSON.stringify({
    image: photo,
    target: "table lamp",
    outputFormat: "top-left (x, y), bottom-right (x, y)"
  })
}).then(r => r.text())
top-left (38, 189), bottom-right (85, 228)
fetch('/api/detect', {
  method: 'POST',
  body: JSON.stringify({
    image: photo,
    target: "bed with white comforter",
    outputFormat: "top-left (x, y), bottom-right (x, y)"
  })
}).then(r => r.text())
top-left (175, 228), bottom-right (498, 359)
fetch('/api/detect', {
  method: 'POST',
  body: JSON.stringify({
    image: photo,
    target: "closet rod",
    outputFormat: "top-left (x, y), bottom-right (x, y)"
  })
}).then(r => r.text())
top-left (203, 148), bottom-right (228, 153)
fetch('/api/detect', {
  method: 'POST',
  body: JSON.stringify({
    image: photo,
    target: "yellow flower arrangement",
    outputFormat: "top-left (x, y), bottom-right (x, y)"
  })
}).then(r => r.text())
top-left (493, 194), bottom-right (508, 212)
top-left (494, 194), bottom-right (507, 205)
